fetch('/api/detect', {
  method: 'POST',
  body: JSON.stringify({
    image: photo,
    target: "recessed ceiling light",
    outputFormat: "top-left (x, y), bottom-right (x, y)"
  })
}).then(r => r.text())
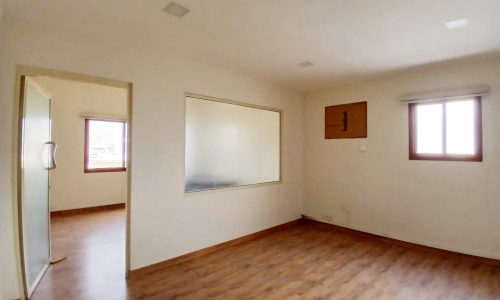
top-left (297, 61), bottom-right (314, 68)
top-left (446, 18), bottom-right (468, 29)
top-left (163, 2), bottom-right (190, 18)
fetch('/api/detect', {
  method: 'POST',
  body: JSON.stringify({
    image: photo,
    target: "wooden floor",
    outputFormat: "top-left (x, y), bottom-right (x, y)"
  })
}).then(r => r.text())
top-left (33, 210), bottom-right (500, 300)
top-left (32, 208), bottom-right (127, 300)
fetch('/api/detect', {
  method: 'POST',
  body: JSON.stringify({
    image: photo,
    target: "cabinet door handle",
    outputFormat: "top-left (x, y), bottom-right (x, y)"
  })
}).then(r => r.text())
top-left (342, 111), bottom-right (348, 131)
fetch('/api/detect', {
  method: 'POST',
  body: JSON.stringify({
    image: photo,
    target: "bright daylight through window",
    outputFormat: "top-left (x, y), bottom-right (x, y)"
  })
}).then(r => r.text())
top-left (85, 119), bottom-right (127, 172)
top-left (409, 97), bottom-right (482, 161)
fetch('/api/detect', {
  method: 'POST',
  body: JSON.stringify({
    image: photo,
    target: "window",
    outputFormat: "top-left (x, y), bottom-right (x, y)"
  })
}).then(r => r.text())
top-left (408, 97), bottom-right (482, 161)
top-left (185, 95), bottom-right (281, 192)
top-left (84, 119), bottom-right (127, 172)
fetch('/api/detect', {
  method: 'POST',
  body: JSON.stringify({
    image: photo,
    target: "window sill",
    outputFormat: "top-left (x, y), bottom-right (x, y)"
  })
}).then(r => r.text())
top-left (409, 154), bottom-right (482, 162)
top-left (84, 167), bottom-right (127, 173)
top-left (184, 180), bottom-right (282, 196)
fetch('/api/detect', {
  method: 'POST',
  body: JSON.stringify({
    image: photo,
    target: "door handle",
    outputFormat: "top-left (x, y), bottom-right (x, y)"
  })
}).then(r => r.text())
top-left (44, 141), bottom-right (57, 170)
top-left (342, 111), bottom-right (348, 131)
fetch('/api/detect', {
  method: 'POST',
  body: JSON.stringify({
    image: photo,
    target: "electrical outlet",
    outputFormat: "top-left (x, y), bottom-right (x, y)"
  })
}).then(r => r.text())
top-left (322, 215), bottom-right (334, 223)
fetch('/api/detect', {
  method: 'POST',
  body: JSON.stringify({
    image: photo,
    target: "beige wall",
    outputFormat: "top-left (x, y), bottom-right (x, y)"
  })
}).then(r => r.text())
top-left (0, 16), bottom-right (304, 299)
top-left (0, 2), bottom-right (7, 299)
top-left (33, 76), bottom-right (128, 212)
top-left (304, 57), bottom-right (500, 260)
top-left (0, 4), bottom-right (17, 299)
top-left (0, 0), bottom-right (3, 30)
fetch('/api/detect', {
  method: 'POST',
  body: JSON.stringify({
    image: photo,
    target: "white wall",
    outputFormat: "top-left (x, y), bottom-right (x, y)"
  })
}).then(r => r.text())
top-left (33, 77), bottom-right (128, 212)
top-left (0, 16), bottom-right (304, 299)
top-left (304, 57), bottom-right (500, 260)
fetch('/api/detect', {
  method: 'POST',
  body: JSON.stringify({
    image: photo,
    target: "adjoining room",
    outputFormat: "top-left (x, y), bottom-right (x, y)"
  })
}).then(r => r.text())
top-left (1, 0), bottom-right (500, 299)
top-left (15, 74), bottom-right (130, 300)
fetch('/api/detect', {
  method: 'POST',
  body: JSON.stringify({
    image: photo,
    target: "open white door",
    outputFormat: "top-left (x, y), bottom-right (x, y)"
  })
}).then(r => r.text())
top-left (19, 77), bottom-right (54, 299)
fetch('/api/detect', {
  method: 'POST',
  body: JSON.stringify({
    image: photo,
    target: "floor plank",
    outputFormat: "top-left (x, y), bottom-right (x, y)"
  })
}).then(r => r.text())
top-left (31, 209), bottom-right (127, 300)
top-left (32, 210), bottom-right (500, 299)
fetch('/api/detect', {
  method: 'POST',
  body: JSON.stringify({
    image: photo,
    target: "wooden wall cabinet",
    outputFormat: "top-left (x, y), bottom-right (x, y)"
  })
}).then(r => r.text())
top-left (325, 101), bottom-right (367, 139)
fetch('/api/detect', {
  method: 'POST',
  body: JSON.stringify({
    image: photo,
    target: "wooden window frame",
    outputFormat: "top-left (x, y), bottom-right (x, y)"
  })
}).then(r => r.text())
top-left (408, 96), bottom-right (482, 162)
top-left (84, 118), bottom-right (127, 173)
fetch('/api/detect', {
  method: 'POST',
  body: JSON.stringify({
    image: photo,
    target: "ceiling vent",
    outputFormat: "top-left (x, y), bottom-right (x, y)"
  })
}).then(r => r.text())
top-left (163, 2), bottom-right (190, 18)
top-left (446, 18), bottom-right (468, 29)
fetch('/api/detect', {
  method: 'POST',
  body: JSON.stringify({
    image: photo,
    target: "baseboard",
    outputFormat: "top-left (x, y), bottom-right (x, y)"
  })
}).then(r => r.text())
top-left (301, 215), bottom-right (500, 267)
top-left (130, 215), bottom-right (500, 280)
top-left (128, 218), bottom-right (303, 279)
top-left (50, 203), bottom-right (125, 217)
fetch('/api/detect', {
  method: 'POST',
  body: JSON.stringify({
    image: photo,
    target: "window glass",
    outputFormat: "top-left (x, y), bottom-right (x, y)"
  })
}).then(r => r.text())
top-left (86, 120), bottom-right (126, 171)
top-left (185, 96), bottom-right (280, 192)
top-left (446, 100), bottom-right (475, 154)
top-left (409, 97), bottom-right (481, 162)
top-left (416, 104), bottom-right (443, 154)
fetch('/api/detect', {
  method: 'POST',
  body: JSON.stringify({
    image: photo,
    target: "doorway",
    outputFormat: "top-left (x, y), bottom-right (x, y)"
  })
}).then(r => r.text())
top-left (15, 66), bottom-right (132, 299)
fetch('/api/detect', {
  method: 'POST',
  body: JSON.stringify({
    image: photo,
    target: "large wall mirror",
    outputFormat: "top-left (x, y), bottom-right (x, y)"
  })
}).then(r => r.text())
top-left (185, 95), bottom-right (281, 193)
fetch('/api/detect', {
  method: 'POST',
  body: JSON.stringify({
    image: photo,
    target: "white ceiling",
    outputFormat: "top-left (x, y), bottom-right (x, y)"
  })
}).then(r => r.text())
top-left (5, 0), bottom-right (500, 91)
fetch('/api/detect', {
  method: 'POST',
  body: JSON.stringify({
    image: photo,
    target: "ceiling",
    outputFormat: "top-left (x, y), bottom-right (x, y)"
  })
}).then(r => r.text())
top-left (5, 0), bottom-right (500, 91)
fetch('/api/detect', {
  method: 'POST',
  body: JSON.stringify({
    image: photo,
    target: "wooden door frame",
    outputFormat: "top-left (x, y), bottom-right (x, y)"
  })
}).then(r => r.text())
top-left (13, 65), bottom-right (133, 299)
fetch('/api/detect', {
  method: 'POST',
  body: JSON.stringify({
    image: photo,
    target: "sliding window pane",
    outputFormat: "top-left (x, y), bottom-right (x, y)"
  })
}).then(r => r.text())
top-left (446, 100), bottom-right (475, 154)
top-left (416, 104), bottom-right (443, 154)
